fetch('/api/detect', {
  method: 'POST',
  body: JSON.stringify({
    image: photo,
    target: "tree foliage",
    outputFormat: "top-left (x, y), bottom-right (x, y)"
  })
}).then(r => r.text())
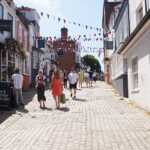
top-left (82, 55), bottom-right (101, 72)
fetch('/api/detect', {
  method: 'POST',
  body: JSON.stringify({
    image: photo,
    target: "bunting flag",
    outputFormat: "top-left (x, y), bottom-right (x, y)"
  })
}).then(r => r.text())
top-left (20, 5), bottom-right (102, 32)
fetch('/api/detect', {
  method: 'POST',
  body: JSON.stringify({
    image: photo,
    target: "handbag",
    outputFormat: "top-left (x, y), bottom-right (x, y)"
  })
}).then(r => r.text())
top-left (60, 93), bottom-right (66, 104)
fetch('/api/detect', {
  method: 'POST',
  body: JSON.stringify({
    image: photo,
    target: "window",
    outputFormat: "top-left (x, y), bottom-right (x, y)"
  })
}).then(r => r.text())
top-left (132, 57), bottom-right (138, 89)
top-left (136, 7), bottom-right (143, 24)
top-left (0, 4), bottom-right (3, 19)
top-left (7, 13), bottom-right (13, 20)
top-left (24, 32), bottom-right (27, 50)
top-left (19, 25), bottom-right (22, 42)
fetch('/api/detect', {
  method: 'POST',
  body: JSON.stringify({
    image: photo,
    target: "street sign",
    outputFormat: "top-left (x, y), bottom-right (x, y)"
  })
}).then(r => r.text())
top-left (106, 41), bottom-right (113, 50)
top-left (0, 20), bottom-right (13, 32)
top-left (38, 40), bottom-right (45, 48)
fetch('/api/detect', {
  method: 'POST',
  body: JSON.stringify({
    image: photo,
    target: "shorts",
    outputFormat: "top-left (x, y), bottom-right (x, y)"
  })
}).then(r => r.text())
top-left (89, 78), bottom-right (93, 81)
top-left (85, 77), bottom-right (89, 81)
top-left (69, 83), bottom-right (77, 89)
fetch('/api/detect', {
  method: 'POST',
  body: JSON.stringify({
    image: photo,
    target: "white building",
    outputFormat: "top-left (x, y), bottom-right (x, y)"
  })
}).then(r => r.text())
top-left (0, 0), bottom-right (30, 88)
top-left (118, 0), bottom-right (150, 111)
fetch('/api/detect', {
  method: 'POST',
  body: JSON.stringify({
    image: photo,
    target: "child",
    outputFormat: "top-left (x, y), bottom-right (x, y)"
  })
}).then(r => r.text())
top-left (50, 71), bottom-right (63, 108)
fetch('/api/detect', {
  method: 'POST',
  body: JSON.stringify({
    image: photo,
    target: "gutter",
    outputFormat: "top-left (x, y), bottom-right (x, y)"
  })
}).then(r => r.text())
top-left (117, 9), bottom-right (150, 54)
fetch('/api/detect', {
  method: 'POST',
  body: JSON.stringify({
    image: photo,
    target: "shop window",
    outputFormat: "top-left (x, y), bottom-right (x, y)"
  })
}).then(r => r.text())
top-left (132, 56), bottom-right (138, 89)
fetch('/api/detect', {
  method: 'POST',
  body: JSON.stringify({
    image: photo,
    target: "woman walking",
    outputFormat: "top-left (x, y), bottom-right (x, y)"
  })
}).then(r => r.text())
top-left (63, 70), bottom-right (68, 89)
top-left (51, 71), bottom-right (63, 109)
top-left (78, 69), bottom-right (83, 88)
top-left (36, 70), bottom-right (46, 109)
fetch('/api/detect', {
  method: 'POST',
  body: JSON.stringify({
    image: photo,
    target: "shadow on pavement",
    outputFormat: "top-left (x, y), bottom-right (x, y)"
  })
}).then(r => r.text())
top-left (0, 88), bottom-right (37, 124)
top-left (58, 107), bottom-right (70, 112)
top-left (73, 98), bottom-right (86, 102)
top-left (43, 107), bottom-right (53, 111)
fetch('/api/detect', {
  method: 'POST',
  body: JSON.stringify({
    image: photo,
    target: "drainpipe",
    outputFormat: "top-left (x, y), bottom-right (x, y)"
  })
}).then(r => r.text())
top-left (145, 0), bottom-right (147, 13)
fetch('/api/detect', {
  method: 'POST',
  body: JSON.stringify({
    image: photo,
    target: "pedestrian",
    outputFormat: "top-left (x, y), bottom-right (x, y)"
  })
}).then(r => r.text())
top-left (63, 70), bottom-right (68, 89)
top-left (84, 71), bottom-right (89, 87)
top-left (78, 69), bottom-right (83, 88)
top-left (88, 70), bottom-right (93, 87)
top-left (93, 70), bottom-right (97, 83)
top-left (49, 66), bottom-right (55, 85)
top-left (36, 70), bottom-right (46, 109)
top-left (50, 70), bottom-right (63, 109)
top-left (11, 68), bottom-right (24, 108)
top-left (59, 69), bottom-right (63, 83)
top-left (68, 68), bottom-right (79, 99)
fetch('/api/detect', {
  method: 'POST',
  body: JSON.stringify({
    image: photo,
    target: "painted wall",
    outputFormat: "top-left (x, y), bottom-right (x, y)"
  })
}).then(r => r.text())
top-left (125, 26), bottom-right (150, 111)
top-left (129, 0), bottom-right (147, 33)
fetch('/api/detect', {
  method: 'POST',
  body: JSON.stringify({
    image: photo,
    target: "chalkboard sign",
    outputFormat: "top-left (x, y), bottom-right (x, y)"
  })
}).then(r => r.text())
top-left (0, 82), bottom-right (12, 109)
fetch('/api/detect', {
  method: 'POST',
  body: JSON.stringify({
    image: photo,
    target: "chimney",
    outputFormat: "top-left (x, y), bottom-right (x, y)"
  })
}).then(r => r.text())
top-left (61, 27), bottom-right (68, 38)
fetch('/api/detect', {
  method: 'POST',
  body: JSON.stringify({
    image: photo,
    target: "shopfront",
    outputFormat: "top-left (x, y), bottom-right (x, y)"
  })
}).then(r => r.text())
top-left (0, 38), bottom-right (30, 88)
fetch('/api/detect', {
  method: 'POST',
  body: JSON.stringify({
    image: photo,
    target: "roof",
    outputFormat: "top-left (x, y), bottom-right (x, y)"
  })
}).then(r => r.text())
top-left (102, 1), bottom-right (122, 28)
top-left (118, 9), bottom-right (150, 54)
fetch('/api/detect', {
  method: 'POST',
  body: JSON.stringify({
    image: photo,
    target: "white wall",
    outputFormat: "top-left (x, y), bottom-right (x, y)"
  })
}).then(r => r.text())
top-left (129, 0), bottom-right (147, 33)
top-left (111, 54), bottom-right (124, 80)
top-left (125, 27), bottom-right (150, 111)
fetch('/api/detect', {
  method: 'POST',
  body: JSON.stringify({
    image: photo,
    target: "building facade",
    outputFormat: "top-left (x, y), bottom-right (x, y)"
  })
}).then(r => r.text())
top-left (102, 0), bottom-right (122, 84)
top-left (53, 27), bottom-right (78, 73)
top-left (118, 0), bottom-right (150, 111)
top-left (0, 0), bottom-right (30, 88)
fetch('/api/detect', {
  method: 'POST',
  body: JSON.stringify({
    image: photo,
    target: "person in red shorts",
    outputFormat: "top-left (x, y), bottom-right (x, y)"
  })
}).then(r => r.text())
top-left (50, 70), bottom-right (63, 109)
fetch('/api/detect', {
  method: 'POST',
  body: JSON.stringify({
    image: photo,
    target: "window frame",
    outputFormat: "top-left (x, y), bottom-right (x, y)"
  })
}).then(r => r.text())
top-left (132, 56), bottom-right (139, 90)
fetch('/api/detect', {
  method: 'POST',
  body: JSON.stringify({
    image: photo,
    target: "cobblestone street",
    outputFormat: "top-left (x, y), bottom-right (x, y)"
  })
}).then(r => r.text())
top-left (1, 82), bottom-right (150, 150)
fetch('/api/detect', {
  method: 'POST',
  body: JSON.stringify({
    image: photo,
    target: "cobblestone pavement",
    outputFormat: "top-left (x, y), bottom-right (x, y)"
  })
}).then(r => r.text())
top-left (1, 82), bottom-right (150, 150)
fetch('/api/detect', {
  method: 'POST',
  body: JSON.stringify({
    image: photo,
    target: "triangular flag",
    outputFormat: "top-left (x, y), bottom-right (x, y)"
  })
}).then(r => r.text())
top-left (63, 19), bottom-right (66, 23)
top-left (27, 8), bottom-right (31, 12)
top-left (47, 14), bottom-right (50, 18)
top-left (58, 18), bottom-right (60, 22)
top-left (41, 12), bottom-right (44, 16)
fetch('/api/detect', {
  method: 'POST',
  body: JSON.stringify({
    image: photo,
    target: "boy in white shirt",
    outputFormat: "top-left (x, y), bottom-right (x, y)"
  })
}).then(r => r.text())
top-left (68, 68), bottom-right (78, 99)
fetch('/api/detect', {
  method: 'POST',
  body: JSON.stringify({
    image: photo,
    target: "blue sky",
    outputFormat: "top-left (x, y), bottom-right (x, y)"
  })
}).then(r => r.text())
top-left (14, 0), bottom-right (104, 70)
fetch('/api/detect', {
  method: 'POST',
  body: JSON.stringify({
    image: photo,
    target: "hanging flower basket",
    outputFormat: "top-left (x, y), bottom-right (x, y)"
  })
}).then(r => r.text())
top-left (4, 38), bottom-right (26, 59)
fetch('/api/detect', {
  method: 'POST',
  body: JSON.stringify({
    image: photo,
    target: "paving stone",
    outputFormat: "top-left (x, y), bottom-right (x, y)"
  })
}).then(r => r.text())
top-left (0, 82), bottom-right (150, 150)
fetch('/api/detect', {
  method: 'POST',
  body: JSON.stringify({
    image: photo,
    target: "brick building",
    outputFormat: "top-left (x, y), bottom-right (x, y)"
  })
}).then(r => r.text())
top-left (53, 27), bottom-right (76, 73)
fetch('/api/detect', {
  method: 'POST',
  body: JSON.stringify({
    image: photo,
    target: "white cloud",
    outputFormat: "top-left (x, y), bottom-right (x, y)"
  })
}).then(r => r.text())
top-left (14, 0), bottom-right (63, 17)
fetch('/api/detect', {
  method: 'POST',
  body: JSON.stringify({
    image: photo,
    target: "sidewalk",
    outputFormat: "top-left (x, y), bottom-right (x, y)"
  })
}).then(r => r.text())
top-left (0, 82), bottom-right (150, 150)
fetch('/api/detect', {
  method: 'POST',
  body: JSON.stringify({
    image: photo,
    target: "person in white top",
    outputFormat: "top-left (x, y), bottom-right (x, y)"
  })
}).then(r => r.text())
top-left (12, 68), bottom-right (24, 107)
top-left (68, 68), bottom-right (79, 99)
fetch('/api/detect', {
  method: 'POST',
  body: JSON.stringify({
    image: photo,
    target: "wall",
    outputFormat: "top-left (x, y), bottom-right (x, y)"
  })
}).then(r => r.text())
top-left (125, 27), bottom-right (150, 111)
top-left (129, 0), bottom-right (146, 33)
top-left (59, 51), bottom-right (76, 72)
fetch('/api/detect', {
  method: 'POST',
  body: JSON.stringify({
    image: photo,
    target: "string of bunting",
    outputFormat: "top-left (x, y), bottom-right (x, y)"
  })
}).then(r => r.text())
top-left (35, 35), bottom-right (103, 42)
top-left (18, 4), bottom-right (103, 32)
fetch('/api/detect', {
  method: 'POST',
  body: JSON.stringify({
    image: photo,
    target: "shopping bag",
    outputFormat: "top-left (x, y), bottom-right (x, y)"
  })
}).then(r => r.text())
top-left (61, 94), bottom-right (66, 104)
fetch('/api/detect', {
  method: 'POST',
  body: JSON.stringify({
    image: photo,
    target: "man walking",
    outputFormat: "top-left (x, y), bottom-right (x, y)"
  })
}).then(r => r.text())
top-left (12, 68), bottom-right (24, 108)
top-left (68, 68), bottom-right (78, 99)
